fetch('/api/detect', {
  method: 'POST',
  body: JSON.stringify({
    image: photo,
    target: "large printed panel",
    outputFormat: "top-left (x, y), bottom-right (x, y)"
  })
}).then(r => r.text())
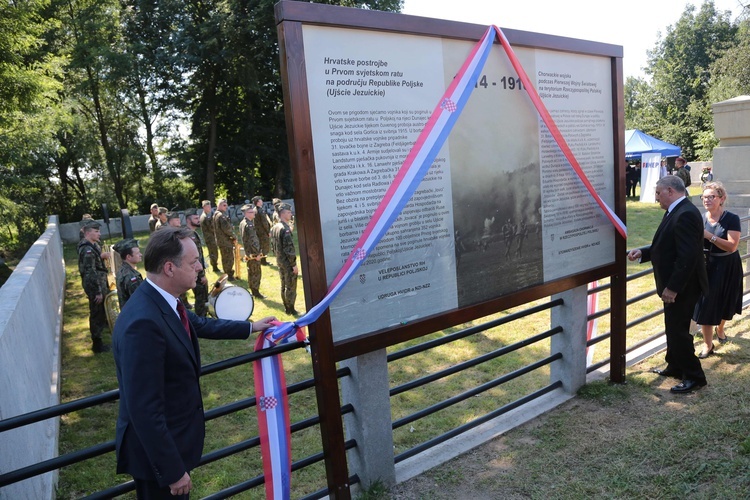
top-left (301, 24), bottom-right (616, 343)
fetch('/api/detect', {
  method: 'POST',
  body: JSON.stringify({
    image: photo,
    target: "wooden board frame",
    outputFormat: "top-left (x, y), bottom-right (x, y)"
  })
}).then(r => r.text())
top-left (276, 0), bottom-right (626, 362)
top-left (275, 3), bottom-right (627, 497)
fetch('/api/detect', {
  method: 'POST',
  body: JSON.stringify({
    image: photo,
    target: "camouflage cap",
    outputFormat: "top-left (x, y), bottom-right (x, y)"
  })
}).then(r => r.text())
top-left (277, 203), bottom-right (292, 213)
top-left (113, 238), bottom-right (138, 254)
top-left (81, 219), bottom-right (101, 230)
top-left (81, 213), bottom-right (93, 221)
top-left (166, 211), bottom-right (180, 220)
top-left (241, 204), bottom-right (254, 212)
top-left (201, 200), bottom-right (211, 207)
top-left (251, 196), bottom-right (263, 204)
top-left (184, 207), bottom-right (200, 217)
top-left (272, 198), bottom-right (282, 207)
top-left (150, 203), bottom-right (159, 210)
top-left (158, 206), bottom-right (168, 214)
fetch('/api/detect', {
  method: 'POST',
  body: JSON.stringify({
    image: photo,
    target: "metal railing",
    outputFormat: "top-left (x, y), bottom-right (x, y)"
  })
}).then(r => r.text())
top-left (0, 341), bottom-right (349, 499)
top-left (5, 215), bottom-right (748, 497)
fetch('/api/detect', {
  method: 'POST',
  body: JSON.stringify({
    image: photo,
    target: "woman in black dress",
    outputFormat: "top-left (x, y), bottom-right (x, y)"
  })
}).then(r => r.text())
top-left (693, 181), bottom-right (743, 358)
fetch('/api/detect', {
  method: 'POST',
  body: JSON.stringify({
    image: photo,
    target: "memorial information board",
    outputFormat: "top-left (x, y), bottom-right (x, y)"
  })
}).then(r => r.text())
top-left (302, 25), bottom-right (615, 342)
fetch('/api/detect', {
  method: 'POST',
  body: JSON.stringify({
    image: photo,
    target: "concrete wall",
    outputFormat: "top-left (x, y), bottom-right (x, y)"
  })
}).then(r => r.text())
top-left (0, 216), bottom-right (66, 499)
top-left (59, 215), bottom-right (151, 244)
top-left (712, 96), bottom-right (750, 211)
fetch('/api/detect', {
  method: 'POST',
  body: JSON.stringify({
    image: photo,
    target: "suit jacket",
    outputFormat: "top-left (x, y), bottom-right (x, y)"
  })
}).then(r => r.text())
top-left (113, 280), bottom-right (250, 487)
top-left (640, 198), bottom-right (708, 298)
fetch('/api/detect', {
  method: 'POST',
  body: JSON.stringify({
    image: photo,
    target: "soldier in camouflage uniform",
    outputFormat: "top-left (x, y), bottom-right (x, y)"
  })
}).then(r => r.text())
top-left (252, 196), bottom-right (272, 266)
top-left (200, 200), bottom-right (220, 272)
top-left (213, 198), bottom-right (237, 281)
top-left (167, 211), bottom-right (193, 307)
top-left (154, 207), bottom-right (168, 231)
top-left (239, 204), bottom-right (264, 298)
top-left (185, 208), bottom-right (209, 316)
top-left (271, 198), bottom-right (282, 225)
top-left (167, 211), bottom-right (182, 228)
top-left (114, 238), bottom-right (143, 308)
top-left (77, 220), bottom-right (112, 353)
top-left (270, 203), bottom-right (299, 315)
top-left (147, 203), bottom-right (159, 233)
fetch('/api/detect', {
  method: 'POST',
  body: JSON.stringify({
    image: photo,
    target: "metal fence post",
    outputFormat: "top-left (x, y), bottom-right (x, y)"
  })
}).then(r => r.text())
top-left (339, 348), bottom-right (396, 490)
top-left (550, 285), bottom-right (588, 393)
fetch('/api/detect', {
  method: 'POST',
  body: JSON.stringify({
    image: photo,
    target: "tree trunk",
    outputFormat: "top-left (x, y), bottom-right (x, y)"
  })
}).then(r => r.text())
top-left (135, 78), bottom-right (163, 193)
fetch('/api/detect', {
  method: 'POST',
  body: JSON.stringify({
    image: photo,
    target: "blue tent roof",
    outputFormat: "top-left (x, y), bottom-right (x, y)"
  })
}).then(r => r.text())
top-left (625, 129), bottom-right (681, 160)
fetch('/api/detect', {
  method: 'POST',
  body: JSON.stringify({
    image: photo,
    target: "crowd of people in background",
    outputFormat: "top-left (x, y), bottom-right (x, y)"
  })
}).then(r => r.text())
top-left (626, 156), bottom-right (694, 198)
top-left (77, 196), bottom-right (298, 354)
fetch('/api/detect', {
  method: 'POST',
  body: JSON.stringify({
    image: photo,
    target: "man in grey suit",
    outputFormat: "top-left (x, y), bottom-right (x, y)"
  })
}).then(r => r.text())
top-left (628, 175), bottom-right (708, 394)
top-left (113, 227), bottom-right (275, 498)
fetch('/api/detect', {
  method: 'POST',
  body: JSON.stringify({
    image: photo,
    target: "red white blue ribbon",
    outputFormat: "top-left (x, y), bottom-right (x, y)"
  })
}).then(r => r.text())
top-left (254, 24), bottom-right (626, 498)
top-left (492, 26), bottom-right (627, 239)
top-left (253, 321), bottom-right (306, 500)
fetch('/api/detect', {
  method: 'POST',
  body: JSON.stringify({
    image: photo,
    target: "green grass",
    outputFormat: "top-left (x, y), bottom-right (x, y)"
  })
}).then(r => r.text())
top-left (390, 323), bottom-right (750, 498)
top-left (56, 200), bottom-right (685, 498)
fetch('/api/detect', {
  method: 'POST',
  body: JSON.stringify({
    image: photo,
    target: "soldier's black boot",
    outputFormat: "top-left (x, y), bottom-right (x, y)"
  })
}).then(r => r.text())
top-left (92, 338), bottom-right (111, 353)
top-left (252, 290), bottom-right (265, 299)
top-left (261, 258), bottom-right (269, 266)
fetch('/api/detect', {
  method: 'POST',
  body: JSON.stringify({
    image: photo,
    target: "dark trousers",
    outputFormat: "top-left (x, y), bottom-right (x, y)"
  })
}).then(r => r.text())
top-left (218, 245), bottom-right (234, 278)
top-left (663, 291), bottom-right (706, 381)
top-left (135, 478), bottom-right (189, 500)
top-left (278, 265), bottom-right (297, 311)
top-left (193, 281), bottom-right (209, 317)
top-left (88, 296), bottom-right (106, 341)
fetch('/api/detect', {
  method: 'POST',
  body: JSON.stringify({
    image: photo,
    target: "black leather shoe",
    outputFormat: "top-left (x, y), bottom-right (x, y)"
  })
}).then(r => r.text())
top-left (651, 367), bottom-right (681, 378)
top-left (227, 276), bottom-right (237, 282)
top-left (670, 379), bottom-right (707, 394)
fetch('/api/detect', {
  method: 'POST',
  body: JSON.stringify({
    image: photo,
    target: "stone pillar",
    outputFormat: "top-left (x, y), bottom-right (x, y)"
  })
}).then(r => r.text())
top-left (550, 285), bottom-right (588, 394)
top-left (340, 348), bottom-right (396, 489)
top-left (712, 96), bottom-right (750, 212)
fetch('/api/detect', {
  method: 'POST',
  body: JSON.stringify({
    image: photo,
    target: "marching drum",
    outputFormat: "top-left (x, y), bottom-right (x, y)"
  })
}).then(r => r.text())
top-left (208, 276), bottom-right (254, 321)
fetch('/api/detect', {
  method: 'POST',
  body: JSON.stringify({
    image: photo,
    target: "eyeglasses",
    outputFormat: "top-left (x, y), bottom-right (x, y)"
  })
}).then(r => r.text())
top-left (701, 195), bottom-right (718, 201)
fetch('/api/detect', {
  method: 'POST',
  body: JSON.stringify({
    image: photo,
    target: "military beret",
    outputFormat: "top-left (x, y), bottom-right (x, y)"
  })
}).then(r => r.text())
top-left (166, 211), bottom-right (180, 220)
top-left (158, 206), bottom-right (168, 214)
top-left (150, 203), bottom-right (159, 210)
top-left (113, 238), bottom-right (138, 253)
top-left (241, 204), bottom-right (254, 212)
top-left (201, 200), bottom-right (211, 207)
top-left (277, 203), bottom-right (292, 213)
top-left (251, 196), bottom-right (263, 204)
top-left (184, 208), bottom-right (199, 216)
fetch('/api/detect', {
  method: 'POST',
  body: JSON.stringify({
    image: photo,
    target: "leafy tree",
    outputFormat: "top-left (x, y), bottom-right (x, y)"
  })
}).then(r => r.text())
top-left (708, 16), bottom-right (750, 103)
top-left (179, 0), bottom-right (404, 203)
top-left (646, 1), bottom-right (737, 160)
top-left (117, 0), bottom-right (189, 196)
top-left (624, 76), bottom-right (660, 132)
top-left (0, 0), bottom-right (61, 125)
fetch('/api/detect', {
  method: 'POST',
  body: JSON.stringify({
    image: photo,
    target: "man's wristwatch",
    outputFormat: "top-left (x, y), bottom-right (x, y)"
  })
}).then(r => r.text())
top-left (710, 235), bottom-right (717, 243)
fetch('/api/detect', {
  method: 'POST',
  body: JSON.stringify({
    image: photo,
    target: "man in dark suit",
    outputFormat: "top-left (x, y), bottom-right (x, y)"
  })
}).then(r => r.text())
top-left (113, 227), bottom-right (276, 498)
top-left (628, 175), bottom-right (708, 394)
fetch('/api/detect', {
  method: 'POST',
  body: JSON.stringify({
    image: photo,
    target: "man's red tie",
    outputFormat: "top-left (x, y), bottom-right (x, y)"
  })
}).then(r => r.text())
top-left (176, 301), bottom-right (192, 338)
